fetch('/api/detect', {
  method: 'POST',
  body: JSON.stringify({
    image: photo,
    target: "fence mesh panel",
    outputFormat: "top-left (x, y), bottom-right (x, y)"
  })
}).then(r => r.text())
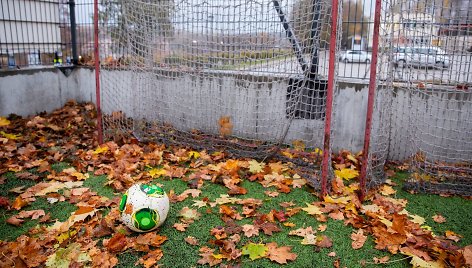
top-left (380, 0), bottom-right (472, 196)
top-left (99, 0), bottom-right (340, 190)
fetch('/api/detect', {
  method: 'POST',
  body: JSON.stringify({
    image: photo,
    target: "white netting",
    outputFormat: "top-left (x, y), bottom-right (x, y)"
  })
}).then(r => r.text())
top-left (379, 0), bottom-right (472, 195)
top-left (99, 0), bottom-right (339, 190)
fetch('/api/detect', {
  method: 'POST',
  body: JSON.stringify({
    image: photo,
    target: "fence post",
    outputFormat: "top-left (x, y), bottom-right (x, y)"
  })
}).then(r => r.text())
top-left (94, 0), bottom-right (103, 144)
top-left (321, 0), bottom-right (339, 197)
top-left (359, 0), bottom-right (382, 201)
top-left (68, 0), bottom-right (78, 65)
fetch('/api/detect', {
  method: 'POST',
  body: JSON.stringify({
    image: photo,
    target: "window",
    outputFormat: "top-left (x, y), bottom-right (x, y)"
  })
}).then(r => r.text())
top-left (286, 78), bottom-right (327, 120)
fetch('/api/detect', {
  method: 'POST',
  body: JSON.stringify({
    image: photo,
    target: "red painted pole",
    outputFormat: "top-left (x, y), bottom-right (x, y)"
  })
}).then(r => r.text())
top-left (359, 0), bottom-right (382, 201)
top-left (321, 0), bottom-right (339, 197)
top-left (93, 0), bottom-right (103, 144)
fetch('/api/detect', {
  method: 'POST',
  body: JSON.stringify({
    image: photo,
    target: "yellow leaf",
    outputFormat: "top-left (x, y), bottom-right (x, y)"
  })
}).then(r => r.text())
top-left (212, 254), bottom-right (224, 260)
top-left (283, 222), bottom-right (296, 227)
top-left (188, 151), bottom-right (200, 159)
top-left (410, 255), bottom-right (444, 268)
top-left (380, 185), bottom-right (397, 196)
top-left (248, 160), bottom-right (265, 174)
top-left (346, 153), bottom-right (358, 163)
top-left (292, 140), bottom-right (305, 151)
top-left (281, 151), bottom-right (294, 159)
top-left (324, 195), bottom-right (351, 205)
top-left (56, 229), bottom-right (78, 244)
top-left (334, 168), bottom-right (359, 180)
top-left (93, 145), bottom-right (109, 154)
top-left (314, 148), bottom-right (323, 156)
top-left (345, 202), bottom-right (358, 214)
top-left (302, 203), bottom-right (323, 215)
top-left (410, 214), bottom-right (426, 225)
top-left (0, 117), bottom-right (10, 127)
top-left (0, 131), bottom-right (20, 140)
top-left (71, 172), bottom-right (88, 181)
top-left (378, 216), bottom-right (393, 227)
top-left (148, 168), bottom-right (167, 178)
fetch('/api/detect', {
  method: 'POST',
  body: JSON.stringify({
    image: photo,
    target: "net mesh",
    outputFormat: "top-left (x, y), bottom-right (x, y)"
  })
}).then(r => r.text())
top-left (379, 0), bottom-right (472, 196)
top-left (99, 0), bottom-right (339, 190)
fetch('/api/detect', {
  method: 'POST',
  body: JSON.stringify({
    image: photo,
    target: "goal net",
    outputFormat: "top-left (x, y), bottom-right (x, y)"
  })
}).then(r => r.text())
top-left (98, 0), bottom-right (339, 190)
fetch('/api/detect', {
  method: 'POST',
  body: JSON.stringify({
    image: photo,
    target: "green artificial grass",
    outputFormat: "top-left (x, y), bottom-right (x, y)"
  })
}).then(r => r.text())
top-left (1, 170), bottom-right (471, 267)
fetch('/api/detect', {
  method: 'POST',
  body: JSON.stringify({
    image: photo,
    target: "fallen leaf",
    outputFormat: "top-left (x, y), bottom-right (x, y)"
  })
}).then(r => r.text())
top-left (380, 185), bottom-right (397, 196)
top-left (264, 190), bottom-right (279, 197)
top-left (197, 246), bottom-right (222, 266)
top-left (12, 196), bottom-right (29, 210)
top-left (242, 224), bottom-right (259, 238)
top-left (432, 214), bottom-right (446, 223)
top-left (242, 242), bottom-right (268, 260)
top-left (328, 252), bottom-right (336, 257)
top-left (184, 236), bottom-right (199, 246)
top-left (266, 242), bottom-right (297, 264)
top-left (302, 203), bottom-right (323, 215)
top-left (179, 207), bottom-right (201, 222)
top-left (0, 117), bottom-right (10, 126)
top-left (410, 255), bottom-right (444, 268)
top-left (103, 233), bottom-right (128, 253)
top-left (316, 235), bottom-right (333, 248)
top-left (334, 168), bottom-right (359, 180)
top-left (373, 256), bottom-right (390, 264)
top-left (6, 216), bottom-right (24, 226)
top-left (248, 160), bottom-right (265, 174)
top-left (461, 245), bottom-right (472, 266)
top-left (318, 224), bottom-right (327, 232)
top-left (173, 223), bottom-right (189, 231)
top-left (351, 229), bottom-right (367, 249)
top-left (137, 249), bottom-right (163, 268)
top-left (445, 230), bottom-right (462, 242)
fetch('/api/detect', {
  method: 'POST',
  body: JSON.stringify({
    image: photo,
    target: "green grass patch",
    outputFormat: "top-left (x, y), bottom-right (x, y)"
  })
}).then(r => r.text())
top-left (1, 171), bottom-right (471, 267)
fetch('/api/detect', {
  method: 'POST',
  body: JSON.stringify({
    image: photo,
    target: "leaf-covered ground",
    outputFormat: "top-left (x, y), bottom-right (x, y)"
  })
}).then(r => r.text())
top-left (1, 101), bottom-right (471, 268)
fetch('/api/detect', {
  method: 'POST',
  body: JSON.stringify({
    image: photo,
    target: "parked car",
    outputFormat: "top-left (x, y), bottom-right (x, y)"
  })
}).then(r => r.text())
top-left (339, 50), bottom-right (371, 63)
top-left (393, 46), bottom-right (450, 69)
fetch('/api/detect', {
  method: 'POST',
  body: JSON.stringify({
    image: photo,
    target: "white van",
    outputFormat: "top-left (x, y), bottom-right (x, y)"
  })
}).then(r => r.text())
top-left (393, 46), bottom-right (450, 69)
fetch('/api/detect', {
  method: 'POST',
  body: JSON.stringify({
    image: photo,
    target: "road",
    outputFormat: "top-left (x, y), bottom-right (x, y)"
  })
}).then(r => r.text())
top-left (245, 50), bottom-right (472, 84)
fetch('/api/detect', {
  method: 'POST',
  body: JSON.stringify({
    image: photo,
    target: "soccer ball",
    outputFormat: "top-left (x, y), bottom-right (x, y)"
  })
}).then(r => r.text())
top-left (119, 183), bottom-right (170, 232)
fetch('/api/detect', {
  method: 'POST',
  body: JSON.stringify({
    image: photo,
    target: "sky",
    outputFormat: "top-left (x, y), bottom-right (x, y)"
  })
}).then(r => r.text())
top-left (75, 0), bottom-right (376, 32)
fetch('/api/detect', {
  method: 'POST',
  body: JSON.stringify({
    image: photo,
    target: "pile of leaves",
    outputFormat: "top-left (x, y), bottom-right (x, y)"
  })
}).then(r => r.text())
top-left (1, 101), bottom-right (471, 267)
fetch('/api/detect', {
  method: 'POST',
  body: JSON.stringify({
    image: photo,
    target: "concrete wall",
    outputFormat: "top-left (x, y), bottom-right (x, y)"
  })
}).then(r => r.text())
top-left (1, 67), bottom-right (471, 162)
top-left (0, 67), bottom-right (95, 117)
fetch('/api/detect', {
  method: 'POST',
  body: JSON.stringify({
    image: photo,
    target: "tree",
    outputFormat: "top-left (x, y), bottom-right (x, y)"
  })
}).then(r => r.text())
top-left (291, 0), bottom-right (331, 53)
top-left (291, 0), bottom-right (370, 51)
top-left (341, 0), bottom-right (370, 49)
top-left (99, 0), bottom-right (175, 59)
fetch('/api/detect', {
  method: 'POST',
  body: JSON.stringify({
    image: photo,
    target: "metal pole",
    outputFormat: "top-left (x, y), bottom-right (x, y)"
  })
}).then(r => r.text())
top-left (94, 0), bottom-right (103, 144)
top-left (69, 0), bottom-right (78, 65)
top-left (359, 0), bottom-right (382, 201)
top-left (321, 0), bottom-right (339, 197)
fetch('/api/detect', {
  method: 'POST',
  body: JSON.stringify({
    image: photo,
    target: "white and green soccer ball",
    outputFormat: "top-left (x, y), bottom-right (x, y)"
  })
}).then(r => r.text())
top-left (119, 183), bottom-right (170, 232)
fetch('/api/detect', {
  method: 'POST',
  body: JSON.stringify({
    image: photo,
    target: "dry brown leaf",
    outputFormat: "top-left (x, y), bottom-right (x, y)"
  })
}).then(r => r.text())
top-left (137, 249), bottom-right (163, 268)
top-left (173, 222), bottom-right (189, 231)
top-left (266, 242), bottom-right (297, 264)
top-left (6, 216), bottom-right (24, 226)
top-left (318, 224), bottom-right (327, 232)
top-left (103, 233), bottom-right (128, 253)
top-left (328, 251), bottom-right (336, 257)
top-left (461, 245), bottom-right (472, 266)
top-left (432, 214), bottom-right (446, 223)
top-left (351, 229), bottom-right (367, 249)
top-left (242, 224), bottom-right (259, 238)
top-left (373, 255), bottom-right (390, 264)
top-left (184, 236), bottom-right (199, 246)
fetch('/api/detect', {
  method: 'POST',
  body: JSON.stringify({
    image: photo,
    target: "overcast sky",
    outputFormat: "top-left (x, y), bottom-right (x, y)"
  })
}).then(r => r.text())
top-left (75, 0), bottom-right (375, 32)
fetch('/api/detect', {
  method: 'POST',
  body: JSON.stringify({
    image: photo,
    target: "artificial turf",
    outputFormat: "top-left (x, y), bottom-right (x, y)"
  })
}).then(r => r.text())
top-left (1, 170), bottom-right (471, 267)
